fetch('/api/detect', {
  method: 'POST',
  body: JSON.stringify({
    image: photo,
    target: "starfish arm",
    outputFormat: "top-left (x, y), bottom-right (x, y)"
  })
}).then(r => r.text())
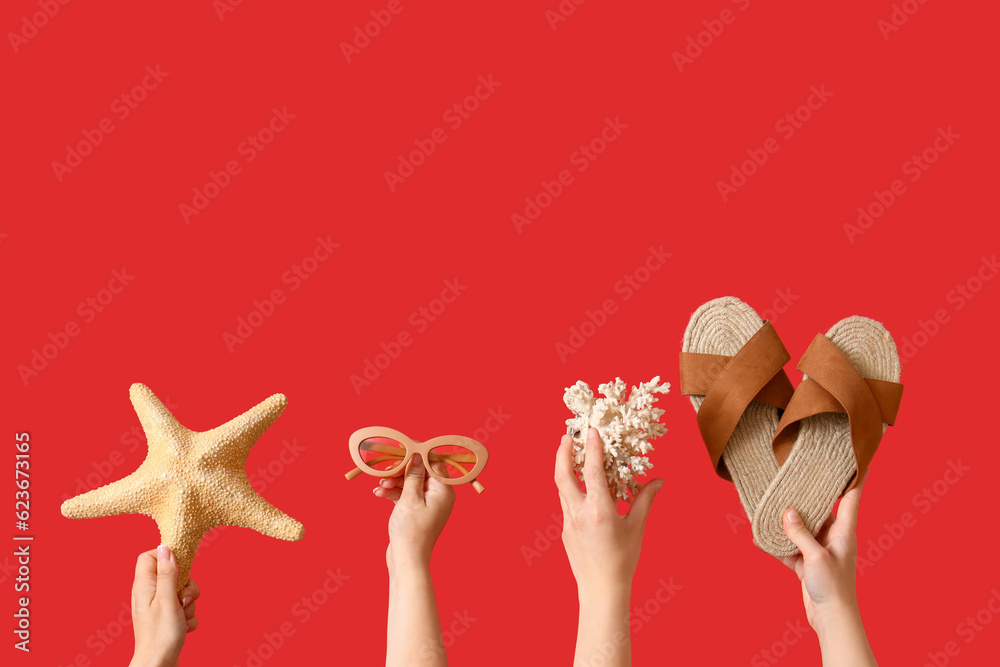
top-left (215, 480), bottom-right (304, 541)
top-left (198, 394), bottom-right (287, 461)
top-left (130, 384), bottom-right (187, 444)
top-left (151, 492), bottom-right (215, 593)
top-left (61, 470), bottom-right (154, 519)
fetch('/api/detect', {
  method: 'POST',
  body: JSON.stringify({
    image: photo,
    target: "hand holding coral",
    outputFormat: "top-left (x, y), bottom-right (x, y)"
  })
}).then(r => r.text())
top-left (564, 377), bottom-right (669, 502)
top-left (555, 427), bottom-right (663, 595)
top-left (129, 546), bottom-right (200, 667)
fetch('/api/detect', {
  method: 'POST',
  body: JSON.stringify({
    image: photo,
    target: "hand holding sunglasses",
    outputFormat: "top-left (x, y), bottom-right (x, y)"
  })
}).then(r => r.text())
top-left (345, 426), bottom-right (489, 493)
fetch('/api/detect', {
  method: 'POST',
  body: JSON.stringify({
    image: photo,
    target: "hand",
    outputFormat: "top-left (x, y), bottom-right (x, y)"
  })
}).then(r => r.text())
top-left (780, 471), bottom-right (876, 667)
top-left (374, 453), bottom-right (456, 572)
top-left (129, 546), bottom-right (200, 667)
top-left (554, 428), bottom-right (663, 596)
top-left (780, 471), bottom-right (866, 631)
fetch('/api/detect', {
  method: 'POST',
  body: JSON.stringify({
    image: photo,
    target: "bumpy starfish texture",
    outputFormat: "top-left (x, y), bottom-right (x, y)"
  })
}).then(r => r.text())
top-left (61, 383), bottom-right (304, 591)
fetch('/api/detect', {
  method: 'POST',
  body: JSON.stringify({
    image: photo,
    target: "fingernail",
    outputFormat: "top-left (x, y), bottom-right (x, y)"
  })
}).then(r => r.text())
top-left (157, 545), bottom-right (170, 562)
top-left (412, 453), bottom-right (422, 465)
top-left (372, 487), bottom-right (380, 495)
top-left (785, 509), bottom-right (800, 524)
top-left (181, 596), bottom-right (192, 607)
top-left (588, 427), bottom-right (598, 439)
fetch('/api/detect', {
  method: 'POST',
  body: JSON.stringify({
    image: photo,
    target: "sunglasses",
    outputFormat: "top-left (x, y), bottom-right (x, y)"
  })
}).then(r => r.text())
top-left (344, 426), bottom-right (488, 493)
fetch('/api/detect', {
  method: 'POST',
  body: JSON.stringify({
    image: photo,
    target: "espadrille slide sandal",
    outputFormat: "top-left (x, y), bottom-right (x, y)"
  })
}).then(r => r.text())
top-left (751, 316), bottom-right (903, 557)
top-left (680, 297), bottom-right (795, 521)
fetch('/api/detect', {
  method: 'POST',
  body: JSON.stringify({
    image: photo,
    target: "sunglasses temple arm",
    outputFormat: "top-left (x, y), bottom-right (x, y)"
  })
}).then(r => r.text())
top-left (440, 457), bottom-right (486, 494)
top-left (345, 467), bottom-right (364, 481)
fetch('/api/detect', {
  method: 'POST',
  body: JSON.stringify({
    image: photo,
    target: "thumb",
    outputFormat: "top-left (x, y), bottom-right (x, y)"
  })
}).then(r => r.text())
top-left (154, 545), bottom-right (179, 603)
top-left (781, 509), bottom-right (825, 561)
top-left (401, 453), bottom-right (426, 503)
top-left (626, 478), bottom-right (664, 528)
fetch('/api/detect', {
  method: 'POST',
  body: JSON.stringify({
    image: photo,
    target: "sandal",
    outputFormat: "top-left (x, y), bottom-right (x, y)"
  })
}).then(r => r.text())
top-left (680, 297), bottom-right (795, 520)
top-left (751, 316), bottom-right (903, 557)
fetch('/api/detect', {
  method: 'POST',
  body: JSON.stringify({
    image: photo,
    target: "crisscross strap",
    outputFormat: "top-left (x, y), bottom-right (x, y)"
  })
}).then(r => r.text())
top-left (771, 334), bottom-right (904, 492)
top-left (680, 321), bottom-right (794, 481)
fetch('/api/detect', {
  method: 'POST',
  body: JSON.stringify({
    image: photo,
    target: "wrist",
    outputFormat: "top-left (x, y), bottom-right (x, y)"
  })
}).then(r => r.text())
top-left (129, 654), bottom-right (178, 667)
top-left (812, 600), bottom-right (862, 642)
top-left (387, 548), bottom-right (432, 580)
top-left (577, 577), bottom-right (631, 610)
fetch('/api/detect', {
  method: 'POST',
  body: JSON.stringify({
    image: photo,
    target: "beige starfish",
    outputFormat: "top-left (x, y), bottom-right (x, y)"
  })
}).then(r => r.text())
top-left (61, 383), bottom-right (304, 591)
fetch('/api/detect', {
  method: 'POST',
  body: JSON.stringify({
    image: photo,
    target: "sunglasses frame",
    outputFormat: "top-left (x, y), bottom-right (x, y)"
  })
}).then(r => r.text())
top-left (345, 426), bottom-right (488, 493)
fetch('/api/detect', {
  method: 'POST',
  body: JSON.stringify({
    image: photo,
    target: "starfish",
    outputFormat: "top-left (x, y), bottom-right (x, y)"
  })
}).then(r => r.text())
top-left (61, 383), bottom-right (304, 591)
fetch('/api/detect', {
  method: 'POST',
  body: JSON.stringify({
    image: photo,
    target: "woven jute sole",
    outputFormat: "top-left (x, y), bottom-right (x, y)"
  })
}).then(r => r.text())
top-left (683, 296), bottom-right (781, 520)
top-left (751, 316), bottom-right (900, 557)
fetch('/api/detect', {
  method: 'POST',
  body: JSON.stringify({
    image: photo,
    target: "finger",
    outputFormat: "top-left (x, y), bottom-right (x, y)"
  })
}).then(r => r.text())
top-left (178, 578), bottom-right (200, 606)
top-left (625, 478), bottom-right (664, 528)
top-left (425, 475), bottom-right (456, 514)
top-left (374, 486), bottom-right (403, 502)
top-left (184, 601), bottom-right (196, 620)
top-left (132, 549), bottom-right (159, 608)
top-left (833, 469), bottom-right (867, 538)
top-left (813, 513), bottom-right (836, 546)
top-left (779, 553), bottom-right (802, 574)
top-left (582, 428), bottom-right (610, 497)
top-left (380, 476), bottom-right (401, 490)
top-left (186, 616), bottom-right (199, 633)
top-left (154, 545), bottom-right (180, 606)
top-left (781, 509), bottom-right (828, 563)
top-left (554, 434), bottom-right (583, 504)
top-left (401, 453), bottom-right (426, 503)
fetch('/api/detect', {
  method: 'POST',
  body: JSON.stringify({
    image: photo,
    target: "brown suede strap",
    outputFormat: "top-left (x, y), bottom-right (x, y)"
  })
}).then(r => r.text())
top-left (680, 322), bottom-right (794, 481)
top-left (772, 334), bottom-right (903, 492)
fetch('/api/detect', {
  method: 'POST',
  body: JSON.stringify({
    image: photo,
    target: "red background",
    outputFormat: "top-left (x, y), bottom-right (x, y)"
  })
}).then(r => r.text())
top-left (3, 0), bottom-right (999, 664)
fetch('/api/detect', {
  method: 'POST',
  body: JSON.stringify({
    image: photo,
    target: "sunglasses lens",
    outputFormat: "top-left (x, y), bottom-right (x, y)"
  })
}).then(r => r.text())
top-left (358, 437), bottom-right (407, 473)
top-left (428, 444), bottom-right (477, 480)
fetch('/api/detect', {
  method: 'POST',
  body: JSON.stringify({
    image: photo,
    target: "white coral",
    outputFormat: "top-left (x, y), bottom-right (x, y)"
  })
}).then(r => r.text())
top-left (564, 376), bottom-right (670, 502)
